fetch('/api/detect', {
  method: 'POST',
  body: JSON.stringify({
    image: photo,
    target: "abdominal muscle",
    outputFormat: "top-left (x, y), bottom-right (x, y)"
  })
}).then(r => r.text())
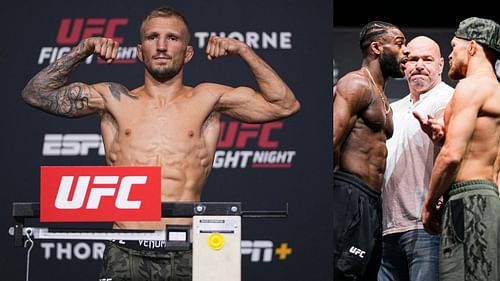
top-left (107, 134), bottom-right (214, 230)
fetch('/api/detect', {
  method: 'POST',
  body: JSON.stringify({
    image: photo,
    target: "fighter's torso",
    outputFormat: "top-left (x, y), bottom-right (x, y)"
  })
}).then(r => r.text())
top-left (338, 72), bottom-right (394, 191)
top-left (98, 83), bottom-right (221, 229)
top-left (341, 108), bottom-right (393, 192)
top-left (450, 78), bottom-right (500, 184)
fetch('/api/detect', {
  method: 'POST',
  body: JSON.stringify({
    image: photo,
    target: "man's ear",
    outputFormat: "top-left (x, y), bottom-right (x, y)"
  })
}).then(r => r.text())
top-left (468, 40), bottom-right (477, 56)
top-left (370, 41), bottom-right (382, 55)
top-left (136, 44), bottom-right (143, 62)
top-left (184, 45), bottom-right (194, 63)
top-left (439, 57), bottom-right (445, 75)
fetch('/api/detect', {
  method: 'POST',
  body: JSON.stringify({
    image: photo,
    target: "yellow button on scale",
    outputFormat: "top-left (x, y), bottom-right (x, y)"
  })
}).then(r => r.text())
top-left (207, 233), bottom-right (224, 250)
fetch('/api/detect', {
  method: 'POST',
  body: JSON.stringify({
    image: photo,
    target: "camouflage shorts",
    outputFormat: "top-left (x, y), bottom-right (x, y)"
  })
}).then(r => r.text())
top-left (441, 180), bottom-right (500, 281)
top-left (99, 241), bottom-right (192, 281)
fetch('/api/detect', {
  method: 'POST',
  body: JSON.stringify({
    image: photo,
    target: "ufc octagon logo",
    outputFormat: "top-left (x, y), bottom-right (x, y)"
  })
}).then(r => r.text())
top-left (40, 166), bottom-right (161, 222)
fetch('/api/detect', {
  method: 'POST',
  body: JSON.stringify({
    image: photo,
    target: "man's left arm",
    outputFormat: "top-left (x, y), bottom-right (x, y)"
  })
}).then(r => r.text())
top-left (206, 36), bottom-right (300, 123)
top-left (421, 84), bottom-right (481, 234)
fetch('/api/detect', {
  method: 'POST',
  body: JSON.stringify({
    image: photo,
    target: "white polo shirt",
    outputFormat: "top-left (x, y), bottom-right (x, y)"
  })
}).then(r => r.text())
top-left (382, 82), bottom-right (454, 236)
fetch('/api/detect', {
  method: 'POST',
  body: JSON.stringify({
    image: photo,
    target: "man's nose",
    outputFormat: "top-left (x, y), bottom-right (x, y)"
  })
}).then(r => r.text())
top-left (414, 58), bottom-right (426, 69)
top-left (403, 46), bottom-right (410, 56)
top-left (156, 38), bottom-right (168, 51)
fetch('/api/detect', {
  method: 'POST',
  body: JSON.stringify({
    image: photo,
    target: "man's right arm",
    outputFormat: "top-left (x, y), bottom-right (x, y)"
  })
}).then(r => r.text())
top-left (333, 74), bottom-right (368, 168)
top-left (422, 81), bottom-right (482, 234)
top-left (21, 37), bottom-right (119, 117)
top-left (413, 111), bottom-right (446, 143)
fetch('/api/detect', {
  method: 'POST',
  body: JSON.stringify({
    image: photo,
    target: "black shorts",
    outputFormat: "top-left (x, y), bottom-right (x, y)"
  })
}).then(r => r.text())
top-left (333, 170), bottom-right (382, 281)
top-left (99, 240), bottom-right (192, 281)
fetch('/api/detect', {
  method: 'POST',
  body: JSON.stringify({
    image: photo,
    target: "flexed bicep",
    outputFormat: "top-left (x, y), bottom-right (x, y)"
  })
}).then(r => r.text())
top-left (23, 81), bottom-right (104, 117)
top-left (21, 37), bottom-right (118, 117)
top-left (205, 36), bottom-right (299, 121)
top-left (217, 86), bottom-right (290, 123)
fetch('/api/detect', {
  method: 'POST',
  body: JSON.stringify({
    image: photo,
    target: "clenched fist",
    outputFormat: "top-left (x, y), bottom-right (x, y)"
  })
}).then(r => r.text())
top-left (80, 37), bottom-right (120, 64)
top-left (205, 35), bottom-right (248, 60)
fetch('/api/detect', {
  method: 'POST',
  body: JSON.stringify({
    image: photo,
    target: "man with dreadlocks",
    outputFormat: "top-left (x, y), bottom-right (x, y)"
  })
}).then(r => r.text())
top-left (333, 21), bottom-right (409, 280)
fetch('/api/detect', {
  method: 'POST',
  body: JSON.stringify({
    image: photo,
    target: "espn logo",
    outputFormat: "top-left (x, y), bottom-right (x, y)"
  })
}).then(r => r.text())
top-left (40, 166), bottom-right (161, 222)
top-left (241, 240), bottom-right (273, 262)
top-left (43, 134), bottom-right (104, 156)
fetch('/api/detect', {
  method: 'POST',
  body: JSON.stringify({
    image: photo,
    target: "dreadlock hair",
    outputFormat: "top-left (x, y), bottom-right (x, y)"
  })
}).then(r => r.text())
top-left (359, 21), bottom-right (399, 56)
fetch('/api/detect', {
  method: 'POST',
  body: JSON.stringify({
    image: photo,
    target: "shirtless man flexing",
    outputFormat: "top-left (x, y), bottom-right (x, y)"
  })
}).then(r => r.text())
top-left (22, 6), bottom-right (300, 281)
top-left (333, 21), bottom-right (408, 280)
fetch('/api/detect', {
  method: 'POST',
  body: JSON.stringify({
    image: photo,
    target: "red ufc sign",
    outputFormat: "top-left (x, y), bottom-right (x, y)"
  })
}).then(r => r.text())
top-left (56, 18), bottom-right (128, 45)
top-left (218, 121), bottom-right (283, 149)
top-left (40, 166), bottom-right (161, 222)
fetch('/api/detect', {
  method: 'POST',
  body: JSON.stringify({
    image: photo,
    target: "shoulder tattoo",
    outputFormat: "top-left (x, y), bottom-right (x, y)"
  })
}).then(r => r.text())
top-left (108, 83), bottom-right (138, 101)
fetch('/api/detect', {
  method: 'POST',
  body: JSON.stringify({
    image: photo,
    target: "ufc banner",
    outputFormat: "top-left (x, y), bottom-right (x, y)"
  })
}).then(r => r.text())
top-left (40, 166), bottom-right (161, 222)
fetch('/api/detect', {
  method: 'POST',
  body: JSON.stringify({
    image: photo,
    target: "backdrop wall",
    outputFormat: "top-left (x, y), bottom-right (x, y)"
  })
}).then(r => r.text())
top-left (1, 1), bottom-right (333, 280)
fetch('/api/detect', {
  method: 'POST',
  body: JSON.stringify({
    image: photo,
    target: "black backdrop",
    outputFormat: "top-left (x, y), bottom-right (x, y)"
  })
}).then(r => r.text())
top-left (1, 0), bottom-right (333, 280)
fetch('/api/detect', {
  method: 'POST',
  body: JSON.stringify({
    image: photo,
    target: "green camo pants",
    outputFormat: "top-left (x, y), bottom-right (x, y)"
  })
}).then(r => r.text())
top-left (99, 242), bottom-right (192, 281)
top-left (441, 180), bottom-right (500, 281)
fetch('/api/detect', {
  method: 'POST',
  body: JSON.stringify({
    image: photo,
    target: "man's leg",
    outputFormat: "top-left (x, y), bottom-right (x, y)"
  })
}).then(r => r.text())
top-left (378, 233), bottom-right (409, 281)
top-left (402, 229), bottom-right (439, 281)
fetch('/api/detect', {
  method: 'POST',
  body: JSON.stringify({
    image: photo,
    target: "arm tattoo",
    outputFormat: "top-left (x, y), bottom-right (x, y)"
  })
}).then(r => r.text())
top-left (108, 83), bottom-right (138, 101)
top-left (22, 42), bottom-right (92, 116)
top-left (42, 84), bottom-right (90, 116)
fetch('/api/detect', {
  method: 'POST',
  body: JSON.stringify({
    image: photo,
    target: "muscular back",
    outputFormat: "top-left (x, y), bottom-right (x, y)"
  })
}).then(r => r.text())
top-left (334, 69), bottom-right (394, 191)
top-left (446, 76), bottom-right (500, 183)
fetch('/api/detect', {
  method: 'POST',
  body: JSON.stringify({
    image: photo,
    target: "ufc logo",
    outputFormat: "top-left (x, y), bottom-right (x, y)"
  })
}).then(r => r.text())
top-left (56, 18), bottom-right (128, 45)
top-left (349, 246), bottom-right (366, 258)
top-left (55, 176), bottom-right (146, 209)
top-left (218, 121), bottom-right (283, 149)
top-left (40, 166), bottom-right (160, 222)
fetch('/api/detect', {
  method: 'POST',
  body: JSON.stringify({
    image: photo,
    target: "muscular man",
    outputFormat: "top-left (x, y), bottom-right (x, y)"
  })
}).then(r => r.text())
top-left (333, 21), bottom-right (408, 280)
top-left (22, 6), bottom-right (300, 281)
top-left (379, 36), bottom-right (454, 281)
top-left (420, 17), bottom-right (500, 281)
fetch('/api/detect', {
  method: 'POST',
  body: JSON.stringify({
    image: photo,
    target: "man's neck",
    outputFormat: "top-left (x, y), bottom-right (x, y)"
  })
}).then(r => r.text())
top-left (143, 72), bottom-right (185, 99)
top-left (466, 57), bottom-right (497, 79)
top-left (410, 80), bottom-right (441, 103)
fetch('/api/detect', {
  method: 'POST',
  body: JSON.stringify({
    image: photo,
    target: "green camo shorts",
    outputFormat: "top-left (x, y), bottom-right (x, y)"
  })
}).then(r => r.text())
top-left (99, 241), bottom-right (192, 281)
top-left (440, 179), bottom-right (500, 281)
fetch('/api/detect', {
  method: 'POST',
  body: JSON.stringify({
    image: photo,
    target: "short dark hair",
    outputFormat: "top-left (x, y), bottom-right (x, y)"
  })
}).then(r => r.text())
top-left (140, 6), bottom-right (191, 43)
top-left (359, 21), bottom-right (399, 55)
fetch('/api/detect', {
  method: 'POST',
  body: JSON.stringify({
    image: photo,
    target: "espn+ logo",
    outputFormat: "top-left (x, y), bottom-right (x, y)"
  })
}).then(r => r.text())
top-left (40, 166), bottom-right (161, 222)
